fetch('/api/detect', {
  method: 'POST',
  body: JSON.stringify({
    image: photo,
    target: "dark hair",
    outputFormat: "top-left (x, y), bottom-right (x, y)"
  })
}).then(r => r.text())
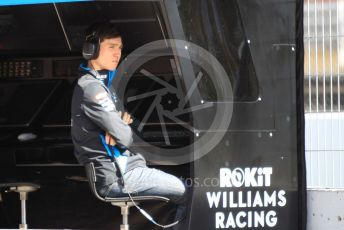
top-left (85, 21), bottom-right (121, 43)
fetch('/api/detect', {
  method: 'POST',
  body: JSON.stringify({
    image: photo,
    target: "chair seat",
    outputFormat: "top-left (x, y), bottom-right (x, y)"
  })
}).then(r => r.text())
top-left (0, 182), bottom-right (40, 229)
top-left (85, 162), bottom-right (170, 203)
top-left (85, 162), bottom-right (172, 229)
top-left (104, 195), bottom-right (169, 203)
top-left (0, 182), bottom-right (40, 193)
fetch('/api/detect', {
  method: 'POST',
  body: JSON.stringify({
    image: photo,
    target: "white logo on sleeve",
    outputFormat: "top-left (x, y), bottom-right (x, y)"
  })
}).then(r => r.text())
top-left (95, 92), bottom-right (116, 111)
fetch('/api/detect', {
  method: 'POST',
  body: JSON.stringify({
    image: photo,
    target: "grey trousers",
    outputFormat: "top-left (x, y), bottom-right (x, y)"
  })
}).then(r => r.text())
top-left (105, 166), bottom-right (189, 229)
top-left (105, 167), bottom-right (185, 201)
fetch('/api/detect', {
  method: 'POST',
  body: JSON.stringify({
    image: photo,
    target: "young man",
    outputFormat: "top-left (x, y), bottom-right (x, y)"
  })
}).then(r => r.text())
top-left (71, 22), bottom-right (187, 226)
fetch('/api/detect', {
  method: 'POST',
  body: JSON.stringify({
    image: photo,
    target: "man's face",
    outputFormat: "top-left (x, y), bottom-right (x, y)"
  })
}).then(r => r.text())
top-left (92, 37), bottom-right (123, 70)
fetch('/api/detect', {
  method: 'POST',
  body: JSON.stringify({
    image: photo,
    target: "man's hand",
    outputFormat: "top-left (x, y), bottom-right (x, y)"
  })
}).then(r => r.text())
top-left (119, 111), bottom-right (133, 125)
top-left (105, 112), bottom-right (132, 146)
top-left (105, 132), bottom-right (116, 146)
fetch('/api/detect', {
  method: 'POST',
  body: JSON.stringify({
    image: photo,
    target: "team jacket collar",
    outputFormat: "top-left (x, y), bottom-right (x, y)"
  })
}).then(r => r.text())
top-left (79, 63), bottom-right (117, 88)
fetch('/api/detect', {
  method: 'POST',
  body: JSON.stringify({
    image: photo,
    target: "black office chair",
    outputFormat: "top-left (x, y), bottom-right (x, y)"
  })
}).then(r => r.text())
top-left (0, 182), bottom-right (40, 230)
top-left (85, 162), bottom-right (169, 230)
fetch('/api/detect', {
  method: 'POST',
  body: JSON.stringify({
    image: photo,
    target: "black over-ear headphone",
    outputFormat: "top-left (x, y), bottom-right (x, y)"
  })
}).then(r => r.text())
top-left (82, 31), bottom-right (100, 60)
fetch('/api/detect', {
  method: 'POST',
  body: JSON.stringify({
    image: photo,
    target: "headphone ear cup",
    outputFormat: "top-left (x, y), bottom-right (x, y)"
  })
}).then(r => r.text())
top-left (82, 42), bottom-right (95, 60)
top-left (93, 41), bottom-right (100, 59)
top-left (82, 37), bottom-right (100, 60)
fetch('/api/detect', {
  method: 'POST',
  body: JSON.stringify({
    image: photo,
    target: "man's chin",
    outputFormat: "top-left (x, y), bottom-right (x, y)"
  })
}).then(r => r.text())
top-left (112, 64), bottom-right (118, 70)
top-left (105, 65), bottom-right (118, 71)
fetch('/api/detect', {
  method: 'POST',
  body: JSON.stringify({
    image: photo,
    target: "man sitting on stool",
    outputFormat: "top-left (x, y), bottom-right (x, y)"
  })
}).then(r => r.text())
top-left (71, 21), bottom-right (187, 228)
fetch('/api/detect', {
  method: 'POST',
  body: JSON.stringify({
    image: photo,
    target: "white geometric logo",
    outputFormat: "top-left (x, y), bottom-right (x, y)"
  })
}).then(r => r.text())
top-left (113, 39), bottom-right (234, 165)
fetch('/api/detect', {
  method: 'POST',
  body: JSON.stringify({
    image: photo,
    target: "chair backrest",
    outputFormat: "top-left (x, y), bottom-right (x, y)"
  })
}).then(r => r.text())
top-left (84, 162), bottom-right (105, 201)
